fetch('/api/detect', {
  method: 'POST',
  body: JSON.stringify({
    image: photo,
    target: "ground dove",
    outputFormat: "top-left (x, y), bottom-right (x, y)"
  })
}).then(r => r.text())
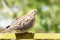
top-left (2, 9), bottom-right (37, 33)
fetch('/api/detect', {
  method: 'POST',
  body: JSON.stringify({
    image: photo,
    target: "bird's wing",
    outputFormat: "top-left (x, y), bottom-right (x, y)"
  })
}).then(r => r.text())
top-left (6, 16), bottom-right (23, 28)
top-left (2, 16), bottom-right (25, 33)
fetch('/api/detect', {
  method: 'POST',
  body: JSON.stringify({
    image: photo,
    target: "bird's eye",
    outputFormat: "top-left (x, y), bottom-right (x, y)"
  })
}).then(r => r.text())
top-left (34, 10), bottom-right (36, 12)
top-left (34, 10), bottom-right (37, 13)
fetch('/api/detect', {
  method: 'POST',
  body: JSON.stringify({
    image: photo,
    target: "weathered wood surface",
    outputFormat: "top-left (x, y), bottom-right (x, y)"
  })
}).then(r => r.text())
top-left (0, 33), bottom-right (60, 39)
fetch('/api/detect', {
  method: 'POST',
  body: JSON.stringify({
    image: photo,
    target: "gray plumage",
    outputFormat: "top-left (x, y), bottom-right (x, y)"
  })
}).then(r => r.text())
top-left (2, 9), bottom-right (37, 33)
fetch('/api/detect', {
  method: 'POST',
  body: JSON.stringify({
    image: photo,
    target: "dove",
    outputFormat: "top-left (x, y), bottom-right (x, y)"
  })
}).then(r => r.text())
top-left (2, 9), bottom-right (37, 33)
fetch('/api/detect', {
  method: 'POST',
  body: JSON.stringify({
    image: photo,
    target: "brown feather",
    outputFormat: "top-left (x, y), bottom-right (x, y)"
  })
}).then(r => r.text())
top-left (2, 9), bottom-right (37, 33)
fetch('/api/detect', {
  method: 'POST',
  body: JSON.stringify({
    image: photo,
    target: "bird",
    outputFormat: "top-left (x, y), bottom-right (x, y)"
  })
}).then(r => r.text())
top-left (2, 9), bottom-right (37, 33)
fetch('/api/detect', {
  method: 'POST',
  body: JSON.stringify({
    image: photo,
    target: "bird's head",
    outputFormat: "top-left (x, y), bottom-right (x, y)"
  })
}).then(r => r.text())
top-left (28, 9), bottom-right (37, 16)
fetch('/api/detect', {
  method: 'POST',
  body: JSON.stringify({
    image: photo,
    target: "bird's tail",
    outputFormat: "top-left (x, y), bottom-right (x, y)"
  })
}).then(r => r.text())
top-left (1, 28), bottom-right (12, 33)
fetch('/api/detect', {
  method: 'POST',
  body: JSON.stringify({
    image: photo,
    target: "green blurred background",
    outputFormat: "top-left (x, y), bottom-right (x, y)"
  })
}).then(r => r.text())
top-left (0, 0), bottom-right (60, 33)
